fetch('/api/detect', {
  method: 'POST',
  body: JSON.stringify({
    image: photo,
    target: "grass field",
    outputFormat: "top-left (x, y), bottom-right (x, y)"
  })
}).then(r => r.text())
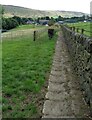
top-left (2, 27), bottom-right (58, 118)
top-left (0, 41), bottom-right (2, 119)
top-left (11, 24), bottom-right (46, 31)
top-left (67, 22), bottom-right (92, 37)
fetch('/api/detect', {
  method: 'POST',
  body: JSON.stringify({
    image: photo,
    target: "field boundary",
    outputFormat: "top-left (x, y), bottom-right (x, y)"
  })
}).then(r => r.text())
top-left (66, 22), bottom-right (92, 37)
top-left (62, 25), bottom-right (92, 111)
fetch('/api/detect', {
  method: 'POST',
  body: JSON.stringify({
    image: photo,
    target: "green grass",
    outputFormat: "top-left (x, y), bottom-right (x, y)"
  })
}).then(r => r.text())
top-left (67, 22), bottom-right (92, 37)
top-left (2, 29), bottom-right (57, 118)
top-left (0, 41), bottom-right (2, 116)
top-left (11, 24), bottom-right (45, 31)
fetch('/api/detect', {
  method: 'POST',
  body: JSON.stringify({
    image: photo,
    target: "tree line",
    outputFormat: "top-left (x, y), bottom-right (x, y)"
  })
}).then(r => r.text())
top-left (2, 13), bottom-right (92, 31)
top-left (2, 16), bottom-right (34, 31)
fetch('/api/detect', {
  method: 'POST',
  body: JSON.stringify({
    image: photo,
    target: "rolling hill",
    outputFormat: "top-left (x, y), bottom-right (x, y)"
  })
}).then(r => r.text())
top-left (1, 4), bottom-right (86, 18)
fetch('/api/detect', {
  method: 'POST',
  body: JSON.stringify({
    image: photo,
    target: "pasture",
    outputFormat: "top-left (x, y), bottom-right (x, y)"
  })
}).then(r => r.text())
top-left (11, 24), bottom-right (45, 31)
top-left (67, 22), bottom-right (92, 37)
top-left (2, 25), bottom-right (58, 118)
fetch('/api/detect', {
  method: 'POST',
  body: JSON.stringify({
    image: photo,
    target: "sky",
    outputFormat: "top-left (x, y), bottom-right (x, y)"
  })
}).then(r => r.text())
top-left (0, 0), bottom-right (92, 14)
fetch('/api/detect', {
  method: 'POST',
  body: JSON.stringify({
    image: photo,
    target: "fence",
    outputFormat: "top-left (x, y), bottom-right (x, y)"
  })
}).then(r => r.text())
top-left (70, 26), bottom-right (92, 36)
top-left (33, 28), bottom-right (48, 41)
top-left (1, 27), bottom-right (57, 42)
top-left (66, 25), bottom-right (92, 38)
top-left (1, 28), bottom-right (48, 41)
top-left (2, 29), bottom-right (33, 40)
top-left (62, 25), bottom-right (92, 111)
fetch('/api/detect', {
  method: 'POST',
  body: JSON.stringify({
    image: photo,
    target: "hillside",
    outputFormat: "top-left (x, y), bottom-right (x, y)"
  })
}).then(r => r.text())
top-left (1, 5), bottom-right (86, 18)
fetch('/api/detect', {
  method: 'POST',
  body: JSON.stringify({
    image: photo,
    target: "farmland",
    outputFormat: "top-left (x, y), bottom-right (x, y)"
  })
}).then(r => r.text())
top-left (2, 25), bottom-right (58, 118)
top-left (11, 24), bottom-right (45, 31)
top-left (2, 21), bottom-right (92, 118)
top-left (67, 22), bottom-right (92, 37)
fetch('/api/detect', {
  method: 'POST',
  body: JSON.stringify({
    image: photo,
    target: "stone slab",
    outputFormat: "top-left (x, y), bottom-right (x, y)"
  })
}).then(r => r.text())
top-left (45, 91), bottom-right (69, 101)
top-left (49, 75), bottom-right (67, 84)
top-left (48, 82), bottom-right (65, 92)
top-left (43, 100), bottom-right (73, 116)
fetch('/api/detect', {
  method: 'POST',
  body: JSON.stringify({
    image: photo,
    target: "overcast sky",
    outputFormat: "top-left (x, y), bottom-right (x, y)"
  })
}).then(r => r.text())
top-left (0, 0), bottom-right (92, 14)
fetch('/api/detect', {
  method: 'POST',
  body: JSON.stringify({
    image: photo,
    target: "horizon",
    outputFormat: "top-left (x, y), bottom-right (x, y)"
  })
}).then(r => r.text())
top-left (0, 0), bottom-right (91, 14)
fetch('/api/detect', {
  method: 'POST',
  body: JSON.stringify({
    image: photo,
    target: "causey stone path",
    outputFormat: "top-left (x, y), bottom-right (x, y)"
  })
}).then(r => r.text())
top-left (42, 32), bottom-right (91, 119)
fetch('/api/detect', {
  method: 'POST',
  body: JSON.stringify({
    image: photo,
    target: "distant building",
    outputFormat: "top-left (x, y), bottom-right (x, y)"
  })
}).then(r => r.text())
top-left (64, 19), bottom-right (77, 23)
top-left (58, 21), bottom-right (64, 24)
top-left (26, 20), bottom-right (34, 24)
top-left (35, 23), bottom-right (39, 25)
top-left (88, 19), bottom-right (92, 22)
top-left (45, 24), bottom-right (48, 26)
top-left (39, 20), bottom-right (49, 25)
top-left (84, 20), bottom-right (87, 22)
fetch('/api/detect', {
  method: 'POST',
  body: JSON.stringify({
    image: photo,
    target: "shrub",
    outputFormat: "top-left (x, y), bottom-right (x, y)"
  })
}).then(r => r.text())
top-left (2, 17), bottom-right (19, 30)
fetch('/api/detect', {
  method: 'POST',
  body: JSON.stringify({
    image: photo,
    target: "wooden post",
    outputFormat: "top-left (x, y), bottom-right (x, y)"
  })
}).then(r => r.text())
top-left (73, 27), bottom-right (75, 32)
top-left (81, 29), bottom-right (84, 34)
top-left (34, 31), bottom-right (36, 41)
top-left (70, 27), bottom-right (72, 30)
top-left (48, 29), bottom-right (54, 39)
top-left (77, 28), bottom-right (79, 32)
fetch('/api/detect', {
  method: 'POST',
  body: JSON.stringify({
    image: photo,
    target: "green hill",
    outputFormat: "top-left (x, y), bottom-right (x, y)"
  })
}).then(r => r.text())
top-left (1, 4), bottom-right (86, 18)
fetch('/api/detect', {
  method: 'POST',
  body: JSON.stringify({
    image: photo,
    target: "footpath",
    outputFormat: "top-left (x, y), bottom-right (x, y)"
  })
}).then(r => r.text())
top-left (42, 32), bottom-right (91, 119)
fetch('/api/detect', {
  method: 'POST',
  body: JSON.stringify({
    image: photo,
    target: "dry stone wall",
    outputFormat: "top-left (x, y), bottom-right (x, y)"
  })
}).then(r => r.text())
top-left (62, 25), bottom-right (92, 110)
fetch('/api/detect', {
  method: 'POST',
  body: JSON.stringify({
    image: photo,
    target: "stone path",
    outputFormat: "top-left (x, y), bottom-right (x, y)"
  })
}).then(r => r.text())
top-left (42, 32), bottom-right (91, 119)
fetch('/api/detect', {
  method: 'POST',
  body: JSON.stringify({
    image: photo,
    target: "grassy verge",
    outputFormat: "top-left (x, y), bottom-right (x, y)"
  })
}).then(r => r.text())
top-left (2, 30), bottom-right (58, 118)
top-left (67, 22), bottom-right (92, 37)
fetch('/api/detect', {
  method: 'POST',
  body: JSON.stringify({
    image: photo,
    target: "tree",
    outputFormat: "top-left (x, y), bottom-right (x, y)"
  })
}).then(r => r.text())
top-left (48, 17), bottom-right (55, 26)
top-left (37, 17), bottom-right (40, 23)
top-left (0, 5), bottom-right (4, 29)
top-left (40, 17), bottom-right (45, 20)
top-left (2, 18), bottom-right (7, 30)
top-left (45, 16), bottom-right (50, 20)
top-left (12, 16), bottom-right (23, 25)
top-left (2, 17), bottom-right (19, 30)
top-left (22, 17), bottom-right (29, 24)
top-left (58, 16), bottom-right (63, 21)
top-left (0, 5), bottom-right (4, 18)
